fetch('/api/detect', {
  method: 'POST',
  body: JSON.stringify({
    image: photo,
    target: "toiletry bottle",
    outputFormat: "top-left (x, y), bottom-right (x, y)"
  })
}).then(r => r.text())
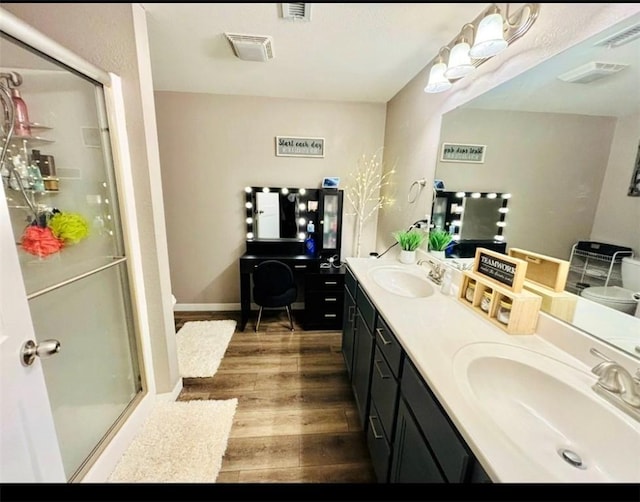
top-left (11, 88), bottom-right (31, 137)
top-left (305, 234), bottom-right (316, 256)
top-left (307, 220), bottom-right (315, 233)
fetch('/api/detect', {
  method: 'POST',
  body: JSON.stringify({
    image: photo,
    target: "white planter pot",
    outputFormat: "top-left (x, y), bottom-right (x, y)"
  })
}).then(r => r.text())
top-left (429, 250), bottom-right (446, 260)
top-left (399, 250), bottom-right (416, 264)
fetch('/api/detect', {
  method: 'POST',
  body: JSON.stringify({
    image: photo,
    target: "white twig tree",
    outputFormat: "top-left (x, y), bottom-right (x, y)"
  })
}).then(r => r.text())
top-left (344, 148), bottom-right (395, 257)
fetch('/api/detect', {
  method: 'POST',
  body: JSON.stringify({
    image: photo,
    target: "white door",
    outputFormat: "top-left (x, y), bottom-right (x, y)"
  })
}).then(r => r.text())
top-left (0, 188), bottom-right (65, 482)
top-left (256, 191), bottom-right (280, 238)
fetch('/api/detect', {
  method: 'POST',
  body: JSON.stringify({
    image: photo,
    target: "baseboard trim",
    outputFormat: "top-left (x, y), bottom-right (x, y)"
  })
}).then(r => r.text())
top-left (174, 302), bottom-right (305, 312)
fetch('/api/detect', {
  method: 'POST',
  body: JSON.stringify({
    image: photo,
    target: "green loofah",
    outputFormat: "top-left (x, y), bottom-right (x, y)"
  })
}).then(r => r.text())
top-left (48, 212), bottom-right (90, 244)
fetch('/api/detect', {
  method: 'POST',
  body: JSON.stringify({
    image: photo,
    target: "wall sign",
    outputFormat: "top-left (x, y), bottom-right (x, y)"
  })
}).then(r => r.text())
top-left (440, 143), bottom-right (486, 163)
top-left (473, 248), bottom-right (527, 292)
top-left (276, 136), bottom-right (325, 158)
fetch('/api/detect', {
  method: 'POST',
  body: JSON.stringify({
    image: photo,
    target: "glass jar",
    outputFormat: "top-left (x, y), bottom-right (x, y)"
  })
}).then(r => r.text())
top-left (464, 281), bottom-right (475, 302)
top-left (480, 290), bottom-right (492, 312)
top-left (497, 299), bottom-right (512, 325)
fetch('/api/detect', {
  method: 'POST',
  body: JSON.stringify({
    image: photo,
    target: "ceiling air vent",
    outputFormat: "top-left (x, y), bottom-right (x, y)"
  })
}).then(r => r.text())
top-left (557, 61), bottom-right (629, 84)
top-left (594, 23), bottom-right (640, 48)
top-left (281, 3), bottom-right (312, 21)
top-left (225, 33), bottom-right (274, 62)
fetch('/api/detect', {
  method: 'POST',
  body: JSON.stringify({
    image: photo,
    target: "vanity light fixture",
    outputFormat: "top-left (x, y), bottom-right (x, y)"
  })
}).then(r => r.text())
top-left (298, 232), bottom-right (306, 240)
top-left (299, 188), bottom-right (306, 195)
top-left (496, 221), bottom-right (506, 227)
top-left (494, 234), bottom-right (505, 241)
top-left (298, 202), bottom-right (306, 211)
top-left (245, 201), bottom-right (253, 209)
top-left (501, 193), bottom-right (512, 199)
top-left (246, 217), bottom-right (253, 224)
top-left (262, 187), bottom-right (270, 193)
top-left (469, 4), bottom-right (508, 59)
top-left (424, 3), bottom-right (539, 94)
top-left (444, 24), bottom-right (475, 79)
top-left (281, 187), bottom-right (289, 194)
top-left (424, 47), bottom-right (453, 93)
top-left (247, 232), bottom-right (254, 239)
top-left (487, 192), bottom-right (497, 199)
top-left (245, 186), bottom-right (253, 193)
top-left (498, 207), bottom-right (509, 213)
top-left (456, 191), bottom-right (466, 198)
top-left (471, 192), bottom-right (481, 198)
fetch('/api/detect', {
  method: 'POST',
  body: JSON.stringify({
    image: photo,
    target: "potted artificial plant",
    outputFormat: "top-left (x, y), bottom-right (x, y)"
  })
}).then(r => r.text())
top-left (428, 229), bottom-right (453, 260)
top-left (393, 229), bottom-right (427, 264)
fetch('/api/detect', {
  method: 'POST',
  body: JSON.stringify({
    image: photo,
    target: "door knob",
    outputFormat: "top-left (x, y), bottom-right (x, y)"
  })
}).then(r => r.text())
top-left (21, 339), bottom-right (61, 366)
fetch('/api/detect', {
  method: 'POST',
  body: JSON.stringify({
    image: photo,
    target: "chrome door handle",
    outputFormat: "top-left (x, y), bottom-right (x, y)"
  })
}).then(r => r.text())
top-left (21, 339), bottom-right (61, 366)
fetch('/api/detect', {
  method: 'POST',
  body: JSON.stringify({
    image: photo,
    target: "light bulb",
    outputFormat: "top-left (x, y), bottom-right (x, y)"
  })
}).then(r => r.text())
top-left (444, 41), bottom-right (474, 79)
top-left (469, 12), bottom-right (507, 59)
top-left (424, 62), bottom-right (452, 93)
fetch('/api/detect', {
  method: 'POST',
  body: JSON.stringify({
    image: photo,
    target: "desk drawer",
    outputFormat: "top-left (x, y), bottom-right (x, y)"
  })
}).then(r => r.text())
top-left (306, 273), bottom-right (344, 291)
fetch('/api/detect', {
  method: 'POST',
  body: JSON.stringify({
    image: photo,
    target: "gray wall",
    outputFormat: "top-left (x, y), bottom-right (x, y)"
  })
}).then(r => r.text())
top-left (379, 4), bottom-right (640, 260)
top-left (155, 91), bottom-right (386, 304)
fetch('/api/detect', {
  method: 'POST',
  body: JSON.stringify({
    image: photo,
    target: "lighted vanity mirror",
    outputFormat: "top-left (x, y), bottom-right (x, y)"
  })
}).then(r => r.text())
top-left (244, 186), bottom-right (318, 240)
top-left (431, 190), bottom-right (509, 241)
top-left (433, 12), bottom-right (640, 358)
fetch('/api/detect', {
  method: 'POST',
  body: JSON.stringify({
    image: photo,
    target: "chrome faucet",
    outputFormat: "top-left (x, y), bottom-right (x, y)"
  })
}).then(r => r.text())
top-left (417, 258), bottom-right (446, 285)
top-left (590, 347), bottom-right (640, 420)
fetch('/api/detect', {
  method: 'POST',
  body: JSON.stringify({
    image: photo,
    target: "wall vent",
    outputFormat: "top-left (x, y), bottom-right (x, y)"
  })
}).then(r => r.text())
top-left (594, 23), bottom-right (640, 48)
top-left (281, 3), bottom-right (311, 21)
top-left (225, 33), bottom-right (274, 62)
top-left (557, 61), bottom-right (629, 84)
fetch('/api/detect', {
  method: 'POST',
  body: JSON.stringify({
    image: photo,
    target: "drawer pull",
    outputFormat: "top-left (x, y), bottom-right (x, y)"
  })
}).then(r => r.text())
top-left (348, 305), bottom-right (355, 322)
top-left (376, 327), bottom-right (391, 345)
top-left (374, 359), bottom-right (391, 379)
top-left (324, 297), bottom-right (337, 302)
top-left (368, 416), bottom-right (384, 439)
top-left (324, 313), bottom-right (337, 318)
top-left (294, 265), bottom-right (307, 269)
top-left (324, 281), bottom-right (338, 285)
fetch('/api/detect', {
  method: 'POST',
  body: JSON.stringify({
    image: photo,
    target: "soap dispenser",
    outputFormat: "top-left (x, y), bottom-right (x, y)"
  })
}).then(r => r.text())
top-left (11, 88), bottom-right (32, 137)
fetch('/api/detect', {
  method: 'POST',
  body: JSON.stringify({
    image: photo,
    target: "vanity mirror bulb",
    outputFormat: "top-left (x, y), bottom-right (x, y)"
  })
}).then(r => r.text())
top-left (244, 186), bottom-right (253, 193)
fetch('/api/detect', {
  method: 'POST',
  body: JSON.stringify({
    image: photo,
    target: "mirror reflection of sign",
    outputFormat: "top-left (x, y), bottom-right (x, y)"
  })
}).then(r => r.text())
top-left (276, 136), bottom-right (325, 157)
top-left (440, 143), bottom-right (486, 163)
top-left (477, 252), bottom-right (515, 287)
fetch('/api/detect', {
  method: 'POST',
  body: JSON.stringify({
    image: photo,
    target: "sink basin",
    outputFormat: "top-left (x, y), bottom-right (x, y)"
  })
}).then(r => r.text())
top-left (369, 265), bottom-right (434, 298)
top-left (453, 342), bottom-right (640, 482)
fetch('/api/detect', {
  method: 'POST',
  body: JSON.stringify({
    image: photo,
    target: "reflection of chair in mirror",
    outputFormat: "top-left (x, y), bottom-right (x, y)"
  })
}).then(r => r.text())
top-left (252, 260), bottom-right (297, 332)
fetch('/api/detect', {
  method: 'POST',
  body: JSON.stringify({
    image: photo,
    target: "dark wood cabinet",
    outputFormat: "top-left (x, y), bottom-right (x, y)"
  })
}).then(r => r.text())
top-left (392, 357), bottom-right (491, 483)
top-left (341, 265), bottom-right (492, 483)
top-left (341, 272), bottom-right (356, 378)
top-left (351, 283), bottom-right (376, 429)
top-left (304, 269), bottom-right (344, 330)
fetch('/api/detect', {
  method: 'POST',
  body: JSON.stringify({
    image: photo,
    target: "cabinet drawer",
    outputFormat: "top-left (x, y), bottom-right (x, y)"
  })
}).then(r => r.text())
top-left (345, 267), bottom-right (357, 298)
top-left (374, 315), bottom-right (403, 379)
top-left (306, 290), bottom-right (344, 311)
top-left (401, 358), bottom-right (471, 482)
top-left (370, 346), bottom-right (399, 440)
top-left (356, 284), bottom-right (376, 332)
top-left (367, 402), bottom-right (391, 483)
top-left (306, 273), bottom-right (344, 291)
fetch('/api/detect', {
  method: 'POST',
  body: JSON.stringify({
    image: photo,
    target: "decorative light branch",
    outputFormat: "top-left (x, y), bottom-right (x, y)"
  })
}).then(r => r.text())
top-left (344, 148), bottom-right (395, 257)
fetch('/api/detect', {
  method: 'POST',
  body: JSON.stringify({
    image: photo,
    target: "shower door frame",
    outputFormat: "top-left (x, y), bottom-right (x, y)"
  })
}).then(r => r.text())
top-left (0, 7), bottom-right (158, 482)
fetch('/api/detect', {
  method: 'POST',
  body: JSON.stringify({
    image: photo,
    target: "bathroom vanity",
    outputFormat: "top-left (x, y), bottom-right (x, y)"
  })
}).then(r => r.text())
top-left (343, 252), bottom-right (640, 483)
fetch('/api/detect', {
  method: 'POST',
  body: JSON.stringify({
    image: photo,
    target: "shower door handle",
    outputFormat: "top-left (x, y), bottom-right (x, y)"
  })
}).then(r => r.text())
top-left (21, 339), bottom-right (61, 366)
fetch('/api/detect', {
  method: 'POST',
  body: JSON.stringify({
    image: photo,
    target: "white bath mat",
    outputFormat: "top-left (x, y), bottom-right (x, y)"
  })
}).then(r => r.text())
top-left (176, 320), bottom-right (236, 378)
top-left (108, 399), bottom-right (237, 483)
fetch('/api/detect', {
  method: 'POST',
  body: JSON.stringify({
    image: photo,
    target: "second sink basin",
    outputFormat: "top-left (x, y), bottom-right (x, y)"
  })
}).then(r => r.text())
top-left (369, 265), bottom-right (434, 298)
top-left (453, 342), bottom-right (640, 482)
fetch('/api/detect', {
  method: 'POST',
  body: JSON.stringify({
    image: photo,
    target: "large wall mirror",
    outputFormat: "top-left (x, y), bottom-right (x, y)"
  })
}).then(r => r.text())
top-left (433, 12), bottom-right (640, 358)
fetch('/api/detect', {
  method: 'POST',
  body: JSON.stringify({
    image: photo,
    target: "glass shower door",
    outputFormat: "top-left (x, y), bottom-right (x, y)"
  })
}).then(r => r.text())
top-left (1, 33), bottom-right (142, 480)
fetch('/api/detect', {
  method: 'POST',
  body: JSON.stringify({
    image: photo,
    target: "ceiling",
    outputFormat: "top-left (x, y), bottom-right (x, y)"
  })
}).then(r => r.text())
top-left (141, 2), bottom-right (485, 103)
top-left (141, 3), bottom-right (640, 117)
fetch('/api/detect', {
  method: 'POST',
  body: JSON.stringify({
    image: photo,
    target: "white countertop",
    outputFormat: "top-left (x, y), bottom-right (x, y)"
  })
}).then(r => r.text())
top-left (345, 252), bottom-right (640, 482)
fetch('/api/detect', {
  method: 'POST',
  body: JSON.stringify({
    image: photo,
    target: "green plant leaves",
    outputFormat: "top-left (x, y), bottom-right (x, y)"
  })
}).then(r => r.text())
top-left (428, 229), bottom-right (452, 251)
top-left (393, 229), bottom-right (427, 251)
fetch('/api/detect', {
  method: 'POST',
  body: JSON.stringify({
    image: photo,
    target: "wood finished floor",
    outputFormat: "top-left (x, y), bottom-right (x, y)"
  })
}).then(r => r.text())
top-left (174, 310), bottom-right (376, 483)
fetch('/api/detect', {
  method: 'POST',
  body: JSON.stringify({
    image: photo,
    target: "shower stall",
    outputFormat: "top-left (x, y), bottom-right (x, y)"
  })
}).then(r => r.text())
top-left (1, 14), bottom-right (146, 481)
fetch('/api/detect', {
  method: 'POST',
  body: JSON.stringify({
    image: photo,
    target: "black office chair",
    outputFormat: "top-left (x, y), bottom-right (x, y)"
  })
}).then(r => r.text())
top-left (252, 260), bottom-right (297, 332)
